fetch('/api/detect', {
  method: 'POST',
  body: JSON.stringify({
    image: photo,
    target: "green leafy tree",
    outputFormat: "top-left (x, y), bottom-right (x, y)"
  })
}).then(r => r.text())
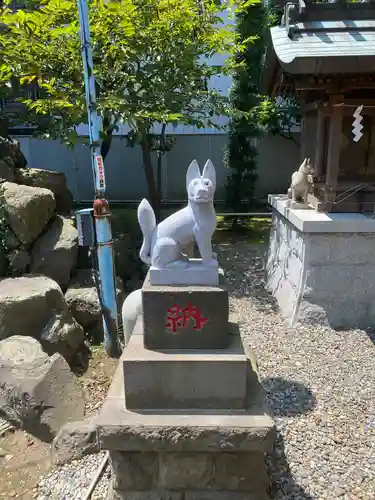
top-left (225, 1), bottom-right (300, 223)
top-left (224, 1), bottom-right (266, 223)
top-left (0, 0), bottom-right (239, 214)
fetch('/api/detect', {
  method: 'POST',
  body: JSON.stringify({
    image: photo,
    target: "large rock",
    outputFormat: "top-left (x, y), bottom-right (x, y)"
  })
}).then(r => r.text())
top-left (14, 167), bottom-right (66, 193)
top-left (0, 182), bottom-right (55, 244)
top-left (4, 229), bottom-right (22, 250)
top-left (55, 188), bottom-right (73, 215)
top-left (0, 336), bottom-right (85, 442)
top-left (30, 217), bottom-right (78, 290)
top-left (0, 275), bottom-right (85, 362)
top-left (0, 158), bottom-right (14, 182)
top-left (65, 269), bottom-right (125, 342)
top-left (0, 247), bottom-right (7, 278)
top-left (113, 232), bottom-right (140, 282)
top-left (0, 136), bottom-right (27, 169)
top-left (7, 247), bottom-right (30, 276)
top-left (14, 168), bottom-right (72, 214)
top-left (52, 417), bottom-right (99, 464)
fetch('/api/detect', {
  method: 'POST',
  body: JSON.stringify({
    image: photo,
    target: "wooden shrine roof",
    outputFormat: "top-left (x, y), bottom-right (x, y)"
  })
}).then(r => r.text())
top-left (263, 3), bottom-right (375, 94)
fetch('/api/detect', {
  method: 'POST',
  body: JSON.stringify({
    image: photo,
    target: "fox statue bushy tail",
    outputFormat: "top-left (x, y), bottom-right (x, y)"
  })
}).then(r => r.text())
top-left (137, 199), bottom-right (156, 265)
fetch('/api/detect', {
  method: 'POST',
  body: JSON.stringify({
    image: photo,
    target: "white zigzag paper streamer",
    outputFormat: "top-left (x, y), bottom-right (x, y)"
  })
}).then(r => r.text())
top-left (352, 105), bottom-right (364, 143)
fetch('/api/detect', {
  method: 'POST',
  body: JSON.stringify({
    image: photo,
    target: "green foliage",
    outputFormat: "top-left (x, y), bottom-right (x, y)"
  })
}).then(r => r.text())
top-left (225, 1), bottom-right (266, 218)
top-left (225, 0), bottom-right (302, 221)
top-left (254, 95), bottom-right (301, 144)
top-left (0, 0), bottom-right (252, 208)
top-left (0, 0), bottom-right (239, 141)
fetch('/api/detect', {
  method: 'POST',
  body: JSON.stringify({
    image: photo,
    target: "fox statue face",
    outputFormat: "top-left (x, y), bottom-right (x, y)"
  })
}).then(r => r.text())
top-left (299, 157), bottom-right (314, 176)
top-left (186, 159), bottom-right (216, 204)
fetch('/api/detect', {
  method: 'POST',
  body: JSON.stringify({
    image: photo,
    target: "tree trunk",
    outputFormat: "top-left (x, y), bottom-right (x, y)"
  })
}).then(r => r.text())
top-left (100, 127), bottom-right (114, 161)
top-left (140, 139), bottom-right (160, 221)
top-left (157, 123), bottom-right (167, 206)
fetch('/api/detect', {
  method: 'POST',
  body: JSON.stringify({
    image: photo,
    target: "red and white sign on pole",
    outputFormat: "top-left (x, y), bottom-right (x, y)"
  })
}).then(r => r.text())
top-left (95, 154), bottom-right (106, 192)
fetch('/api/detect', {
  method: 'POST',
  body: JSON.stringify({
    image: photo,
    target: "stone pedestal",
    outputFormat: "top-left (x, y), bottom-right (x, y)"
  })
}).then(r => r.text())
top-left (267, 194), bottom-right (375, 328)
top-left (142, 272), bottom-right (229, 350)
top-left (98, 268), bottom-right (275, 499)
top-left (123, 320), bottom-right (247, 410)
top-left (97, 343), bottom-right (276, 500)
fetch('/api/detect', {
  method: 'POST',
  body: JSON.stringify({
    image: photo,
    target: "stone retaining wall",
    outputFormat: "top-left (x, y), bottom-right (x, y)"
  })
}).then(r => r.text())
top-left (266, 195), bottom-right (375, 328)
top-left (108, 450), bottom-right (267, 500)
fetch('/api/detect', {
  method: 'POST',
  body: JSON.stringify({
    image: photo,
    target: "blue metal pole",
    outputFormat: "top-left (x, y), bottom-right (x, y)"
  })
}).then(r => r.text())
top-left (76, 0), bottom-right (122, 358)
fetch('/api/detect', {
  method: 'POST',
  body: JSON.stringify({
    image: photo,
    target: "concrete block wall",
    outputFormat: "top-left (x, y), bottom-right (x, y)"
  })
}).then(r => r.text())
top-left (266, 199), bottom-right (375, 328)
top-left (301, 232), bottom-right (375, 328)
top-left (266, 212), bottom-right (304, 321)
top-left (108, 450), bottom-right (268, 500)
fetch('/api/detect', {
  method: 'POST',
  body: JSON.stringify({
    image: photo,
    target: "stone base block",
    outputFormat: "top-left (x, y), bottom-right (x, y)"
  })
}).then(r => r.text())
top-left (267, 195), bottom-right (375, 328)
top-left (142, 272), bottom-right (229, 350)
top-left (123, 322), bottom-right (247, 410)
top-left (108, 486), bottom-right (266, 500)
top-left (286, 199), bottom-right (311, 210)
top-left (149, 259), bottom-right (220, 286)
top-left (107, 484), bottom-right (266, 500)
top-left (98, 351), bottom-right (275, 500)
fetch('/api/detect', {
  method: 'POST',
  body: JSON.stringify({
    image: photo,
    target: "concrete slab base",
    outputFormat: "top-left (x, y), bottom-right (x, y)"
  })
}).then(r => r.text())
top-left (267, 194), bottom-right (375, 328)
top-left (123, 321), bottom-right (248, 410)
top-left (97, 347), bottom-right (275, 500)
top-left (149, 259), bottom-right (220, 286)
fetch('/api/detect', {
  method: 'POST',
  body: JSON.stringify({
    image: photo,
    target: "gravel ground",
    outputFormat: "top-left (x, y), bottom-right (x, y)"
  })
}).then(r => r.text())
top-left (35, 452), bottom-right (110, 500)
top-left (35, 243), bottom-right (375, 500)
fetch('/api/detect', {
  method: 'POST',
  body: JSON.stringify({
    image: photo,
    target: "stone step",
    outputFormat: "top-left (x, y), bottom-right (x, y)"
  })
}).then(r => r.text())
top-left (97, 356), bottom-right (275, 500)
top-left (123, 321), bottom-right (248, 410)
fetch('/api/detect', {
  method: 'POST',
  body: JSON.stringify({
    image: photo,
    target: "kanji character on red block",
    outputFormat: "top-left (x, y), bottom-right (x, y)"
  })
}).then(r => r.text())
top-left (182, 302), bottom-right (208, 330)
top-left (165, 304), bottom-right (183, 333)
top-left (165, 302), bottom-right (209, 333)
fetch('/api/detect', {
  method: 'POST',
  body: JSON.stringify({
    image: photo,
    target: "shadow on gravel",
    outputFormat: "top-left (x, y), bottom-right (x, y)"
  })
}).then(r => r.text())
top-left (267, 431), bottom-right (314, 500)
top-left (216, 243), bottom-right (279, 314)
top-left (262, 377), bottom-right (317, 417)
top-left (263, 377), bottom-right (317, 499)
top-left (363, 327), bottom-right (375, 346)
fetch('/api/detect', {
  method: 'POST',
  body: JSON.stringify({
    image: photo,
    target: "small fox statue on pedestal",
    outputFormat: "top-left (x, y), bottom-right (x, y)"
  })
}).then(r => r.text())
top-left (287, 157), bottom-right (314, 205)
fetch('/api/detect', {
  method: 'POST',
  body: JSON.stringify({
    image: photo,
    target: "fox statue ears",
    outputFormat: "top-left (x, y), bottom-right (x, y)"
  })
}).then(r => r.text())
top-left (302, 157), bottom-right (311, 168)
top-left (203, 159), bottom-right (216, 189)
top-left (186, 159), bottom-right (216, 191)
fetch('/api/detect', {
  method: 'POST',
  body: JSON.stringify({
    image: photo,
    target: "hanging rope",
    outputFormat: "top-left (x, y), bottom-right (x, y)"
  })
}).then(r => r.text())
top-left (328, 183), bottom-right (373, 212)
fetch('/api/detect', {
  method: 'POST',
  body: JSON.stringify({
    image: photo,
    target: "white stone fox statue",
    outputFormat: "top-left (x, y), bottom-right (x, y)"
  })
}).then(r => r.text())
top-left (287, 157), bottom-right (314, 204)
top-left (137, 159), bottom-right (218, 269)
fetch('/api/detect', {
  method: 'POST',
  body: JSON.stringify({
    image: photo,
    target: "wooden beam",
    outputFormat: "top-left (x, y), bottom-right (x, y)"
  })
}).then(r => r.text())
top-left (315, 109), bottom-right (325, 177)
top-left (325, 99), bottom-right (343, 188)
top-left (300, 115), bottom-right (307, 161)
top-left (294, 76), bottom-right (375, 92)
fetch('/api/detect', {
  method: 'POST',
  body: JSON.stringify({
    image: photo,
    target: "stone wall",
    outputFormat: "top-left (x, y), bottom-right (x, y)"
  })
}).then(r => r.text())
top-left (301, 231), bottom-right (375, 327)
top-left (0, 135), bottom-right (140, 362)
top-left (108, 450), bottom-right (268, 500)
top-left (266, 195), bottom-right (375, 328)
top-left (266, 211), bottom-right (303, 321)
top-left (0, 135), bottom-right (145, 445)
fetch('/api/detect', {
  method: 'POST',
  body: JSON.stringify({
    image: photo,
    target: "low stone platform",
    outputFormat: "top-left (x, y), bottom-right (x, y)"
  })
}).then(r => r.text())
top-left (123, 319), bottom-right (248, 410)
top-left (267, 194), bottom-right (375, 328)
top-left (97, 343), bottom-right (276, 500)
